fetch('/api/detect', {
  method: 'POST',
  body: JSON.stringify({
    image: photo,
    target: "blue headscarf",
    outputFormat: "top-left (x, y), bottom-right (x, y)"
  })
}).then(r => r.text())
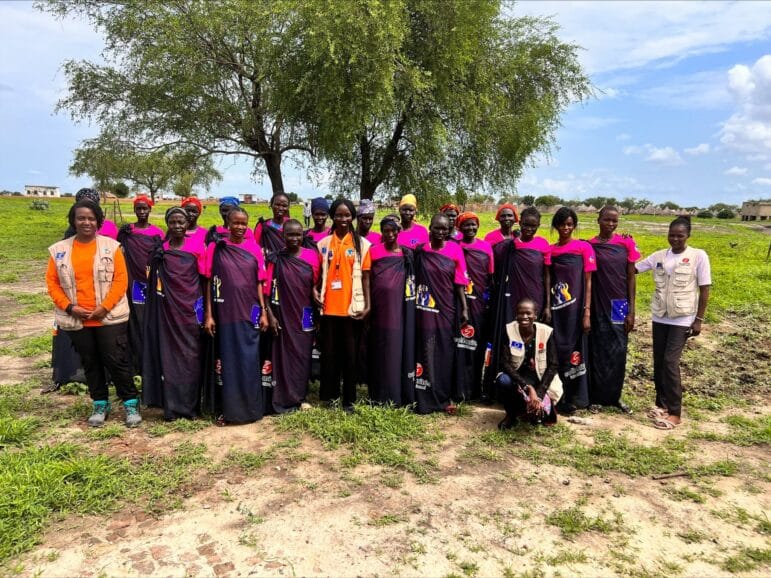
top-left (220, 196), bottom-right (240, 207)
top-left (311, 197), bottom-right (329, 214)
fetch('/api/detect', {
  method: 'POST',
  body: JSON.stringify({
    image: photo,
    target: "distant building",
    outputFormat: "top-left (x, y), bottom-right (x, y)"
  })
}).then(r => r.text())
top-left (239, 194), bottom-right (257, 204)
top-left (741, 201), bottom-right (771, 221)
top-left (24, 185), bottom-right (60, 197)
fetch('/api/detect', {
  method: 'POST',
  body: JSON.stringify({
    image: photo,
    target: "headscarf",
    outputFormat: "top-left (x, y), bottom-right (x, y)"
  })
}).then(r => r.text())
top-left (75, 188), bottom-right (100, 204)
top-left (358, 199), bottom-right (376, 216)
top-left (133, 194), bottom-right (154, 208)
top-left (164, 206), bottom-right (188, 224)
top-left (399, 193), bottom-right (417, 208)
top-left (495, 203), bottom-right (519, 222)
top-left (440, 203), bottom-right (460, 214)
top-left (380, 216), bottom-right (401, 232)
top-left (181, 196), bottom-right (202, 212)
top-left (311, 197), bottom-right (329, 214)
top-left (456, 211), bottom-right (479, 228)
top-left (219, 196), bottom-right (240, 207)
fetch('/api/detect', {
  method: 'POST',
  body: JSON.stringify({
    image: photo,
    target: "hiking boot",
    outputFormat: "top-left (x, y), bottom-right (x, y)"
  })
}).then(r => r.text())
top-left (123, 398), bottom-right (142, 428)
top-left (87, 400), bottom-right (111, 427)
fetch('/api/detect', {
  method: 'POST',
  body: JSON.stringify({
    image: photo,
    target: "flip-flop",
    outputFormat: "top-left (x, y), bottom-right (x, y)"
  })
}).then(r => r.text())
top-left (647, 407), bottom-right (668, 419)
top-left (652, 417), bottom-right (679, 430)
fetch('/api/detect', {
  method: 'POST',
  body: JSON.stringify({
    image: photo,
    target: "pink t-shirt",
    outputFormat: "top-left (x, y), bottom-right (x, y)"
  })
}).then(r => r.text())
top-left (397, 223), bottom-right (429, 248)
top-left (483, 229), bottom-right (516, 246)
top-left (131, 223), bottom-right (165, 238)
top-left (422, 241), bottom-right (468, 286)
top-left (98, 220), bottom-right (119, 240)
top-left (163, 236), bottom-right (206, 274)
top-left (460, 238), bottom-right (494, 274)
top-left (186, 226), bottom-right (208, 244)
top-left (215, 225), bottom-right (254, 240)
top-left (203, 238), bottom-right (267, 281)
top-left (370, 243), bottom-right (404, 261)
top-left (550, 239), bottom-right (597, 272)
top-left (365, 231), bottom-right (382, 245)
top-left (515, 236), bottom-right (552, 265)
top-left (588, 234), bottom-right (642, 262)
top-left (305, 228), bottom-right (330, 243)
top-left (265, 248), bottom-right (321, 290)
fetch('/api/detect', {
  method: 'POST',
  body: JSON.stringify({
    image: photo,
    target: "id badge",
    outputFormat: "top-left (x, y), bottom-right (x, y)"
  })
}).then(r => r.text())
top-left (330, 279), bottom-right (343, 290)
top-left (131, 280), bottom-right (147, 305)
top-left (250, 304), bottom-right (262, 327)
top-left (610, 299), bottom-right (629, 324)
top-left (301, 307), bottom-right (315, 332)
top-left (193, 296), bottom-right (204, 325)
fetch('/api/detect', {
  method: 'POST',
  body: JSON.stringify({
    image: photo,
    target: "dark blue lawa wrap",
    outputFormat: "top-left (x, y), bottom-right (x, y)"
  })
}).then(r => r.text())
top-left (414, 246), bottom-right (459, 414)
top-left (142, 247), bottom-right (204, 419)
top-left (368, 249), bottom-right (416, 406)
top-left (550, 252), bottom-right (590, 409)
top-left (454, 245), bottom-right (491, 401)
top-left (590, 242), bottom-right (631, 405)
top-left (117, 226), bottom-right (161, 374)
top-left (205, 241), bottom-right (265, 423)
top-left (257, 218), bottom-right (286, 257)
top-left (265, 251), bottom-right (317, 413)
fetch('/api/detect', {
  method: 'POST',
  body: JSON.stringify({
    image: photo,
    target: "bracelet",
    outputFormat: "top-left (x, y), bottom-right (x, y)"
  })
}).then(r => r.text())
top-left (65, 304), bottom-right (74, 315)
top-left (695, 316), bottom-right (704, 322)
top-left (583, 306), bottom-right (591, 310)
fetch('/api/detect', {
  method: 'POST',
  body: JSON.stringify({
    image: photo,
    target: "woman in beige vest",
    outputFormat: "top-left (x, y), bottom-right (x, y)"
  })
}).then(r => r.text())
top-left (46, 200), bottom-right (140, 428)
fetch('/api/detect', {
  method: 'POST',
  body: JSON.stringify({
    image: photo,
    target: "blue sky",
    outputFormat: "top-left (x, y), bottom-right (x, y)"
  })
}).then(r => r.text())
top-left (1, 1), bottom-right (770, 206)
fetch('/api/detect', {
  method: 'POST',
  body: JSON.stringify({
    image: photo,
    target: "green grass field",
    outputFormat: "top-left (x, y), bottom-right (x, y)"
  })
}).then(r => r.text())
top-left (0, 196), bottom-right (769, 576)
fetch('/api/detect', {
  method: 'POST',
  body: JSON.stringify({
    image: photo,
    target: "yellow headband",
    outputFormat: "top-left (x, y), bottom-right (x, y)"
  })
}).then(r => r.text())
top-left (399, 194), bottom-right (417, 208)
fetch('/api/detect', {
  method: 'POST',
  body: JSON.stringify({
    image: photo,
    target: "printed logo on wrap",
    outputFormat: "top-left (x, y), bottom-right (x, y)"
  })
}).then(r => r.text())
top-left (193, 297), bottom-right (204, 325)
top-left (250, 304), bottom-right (262, 328)
top-left (404, 276), bottom-right (416, 301)
top-left (131, 280), bottom-right (147, 305)
top-left (456, 324), bottom-right (477, 351)
top-left (261, 360), bottom-right (275, 388)
top-left (550, 282), bottom-right (574, 309)
top-left (415, 362), bottom-right (431, 390)
top-left (301, 307), bottom-right (315, 332)
top-left (416, 284), bottom-right (438, 312)
top-left (610, 299), bottom-right (629, 324)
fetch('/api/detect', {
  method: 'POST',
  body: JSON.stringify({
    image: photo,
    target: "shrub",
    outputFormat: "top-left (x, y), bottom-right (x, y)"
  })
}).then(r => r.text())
top-left (696, 210), bottom-right (713, 219)
top-left (716, 208), bottom-right (735, 219)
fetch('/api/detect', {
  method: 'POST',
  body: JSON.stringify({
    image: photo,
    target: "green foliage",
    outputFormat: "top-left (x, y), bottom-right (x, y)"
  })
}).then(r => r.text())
top-left (0, 417), bottom-right (38, 446)
top-left (29, 200), bottom-right (50, 211)
top-left (584, 196), bottom-right (617, 209)
top-left (534, 195), bottom-right (563, 207)
top-left (521, 195), bottom-right (535, 206)
top-left (716, 208), bottom-right (735, 219)
top-left (660, 201), bottom-right (681, 210)
top-left (721, 548), bottom-right (771, 573)
top-left (278, 403), bottom-right (442, 481)
top-left (112, 181), bottom-right (130, 198)
top-left (690, 415), bottom-right (771, 446)
top-left (696, 210), bottom-right (713, 219)
top-left (0, 292), bottom-right (52, 315)
top-left (546, 505), bottom-right (624, 538)
top-left (0, 334), bottom-right (51, 358)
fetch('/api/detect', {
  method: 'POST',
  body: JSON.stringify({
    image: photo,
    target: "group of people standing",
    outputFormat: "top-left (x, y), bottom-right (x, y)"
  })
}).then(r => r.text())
top-left (46, 189), bottom-right (710, 432)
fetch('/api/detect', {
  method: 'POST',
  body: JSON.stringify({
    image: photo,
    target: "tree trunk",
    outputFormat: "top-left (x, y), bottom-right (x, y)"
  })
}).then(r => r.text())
top-left (263, 152), bottom-right (285, 194)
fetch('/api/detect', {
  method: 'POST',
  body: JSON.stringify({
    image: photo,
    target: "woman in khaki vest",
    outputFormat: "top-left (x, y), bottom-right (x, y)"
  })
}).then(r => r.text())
top-left (636, 216), bottom-right (711, 429)
top-left (46, 200), bottom-right (140, 428)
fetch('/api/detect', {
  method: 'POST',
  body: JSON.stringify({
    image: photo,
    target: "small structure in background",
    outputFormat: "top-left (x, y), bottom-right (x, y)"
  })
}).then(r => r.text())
top-left (741, 200), bottom-right (771, 221)
top-left (24, 185), bottom-right (61, 197)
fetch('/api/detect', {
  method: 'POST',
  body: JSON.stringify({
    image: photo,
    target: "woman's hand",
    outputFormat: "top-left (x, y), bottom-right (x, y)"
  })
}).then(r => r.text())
top-left (460, 307), bottom-right (469, 326)
top-left (541, 306), bottom-right (552, 325)
top-left (526, 387), bottom-right (541, 414)
top-left (689, 318), bottom-right (702, 337)
top-left (259, 310), bottom-right (269, 332)
top-left (313, 287), bottom-right (323, 309)
top-left (350, 306), bottom-right (370, 321)
top-left (70, 305), bottom-right (92, 320)
top-left (582, 309), bottom-right (591, 333)
top-left (87, 305), bottom-right (108, 321)
top-left (204, 315), bottom-right (216, 337)
top-left (624, 312), bottom-right (635, 335)
top-left (267, 311), bottom-right (281, 335)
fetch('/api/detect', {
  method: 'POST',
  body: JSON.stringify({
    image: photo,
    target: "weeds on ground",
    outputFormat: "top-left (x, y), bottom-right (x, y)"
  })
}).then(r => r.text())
top-left (690, 414), bottom-right (771, 446)
top-left (0, 334), bottom-right (51, 358)
top-left (279, 403), bottom-right (443, 482)
top-left (546, 504), bottom-right (625, 539)
top-left (0, 291), bottom-right (52, 315)
top-left (146, 418), bottom-right (212, 437)
top-left (216, 448), bottom-right (276, 473)
top-left (0, 416), bottom-right (38, 446)
top-left (721, 547), bottom-right (771, 573)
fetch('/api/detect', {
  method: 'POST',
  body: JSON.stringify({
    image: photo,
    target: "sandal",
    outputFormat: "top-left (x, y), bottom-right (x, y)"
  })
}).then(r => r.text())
top-left (652, 417), bottom-right (679, 430)
top-left (647, 407), bottom-right (668, 419)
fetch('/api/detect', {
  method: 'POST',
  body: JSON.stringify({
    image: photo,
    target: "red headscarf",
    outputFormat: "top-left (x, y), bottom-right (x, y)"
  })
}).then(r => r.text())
top-left (440, 203), bottom-right (460, 214)
top-left (456, 211), bottom-right (479, 228)
top-left (181, 196), bottom-right (202, 212)
top-left (133, 194), bottom-right (154, 208)
top-left (495, 203), bottom-right (519, 222)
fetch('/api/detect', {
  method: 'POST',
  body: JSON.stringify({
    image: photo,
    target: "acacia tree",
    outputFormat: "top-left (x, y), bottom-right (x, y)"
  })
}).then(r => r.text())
top-left (70, 135), bottom-right (221, 202)
top-left (318, 1), bottom-right (591, 203)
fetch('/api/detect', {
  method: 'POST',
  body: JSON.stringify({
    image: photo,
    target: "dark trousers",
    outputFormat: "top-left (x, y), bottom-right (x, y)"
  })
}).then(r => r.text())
top-left (319, 315), bottom-right (362, 407)
top-left (652, 322), bottom-right (689, 417)
top-left (495, 372), bottom-right (557, 425)
top-left (66, 323), bottom-right (138, 402)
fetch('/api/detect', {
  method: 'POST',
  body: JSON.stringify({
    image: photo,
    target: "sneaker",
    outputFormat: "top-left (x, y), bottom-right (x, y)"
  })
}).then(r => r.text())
top-left (123, 398), bottom-right (142, 428)
top-left (87, 400), bottom-right (111, 427)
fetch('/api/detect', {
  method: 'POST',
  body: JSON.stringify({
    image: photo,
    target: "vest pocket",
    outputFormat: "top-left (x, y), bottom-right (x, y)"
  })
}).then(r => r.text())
top-left (673, 293), bottom-right (696, 316)
top-left (673, 265), bottom-right (692, 287)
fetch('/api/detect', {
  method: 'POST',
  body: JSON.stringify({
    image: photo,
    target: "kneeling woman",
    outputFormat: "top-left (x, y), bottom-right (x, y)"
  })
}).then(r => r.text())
top-left (203, 206), bottom-right (269, 424)
top-left (143, 207), bottom-right (207, 420)
top-left (495, 299), bottom-right (562, 428)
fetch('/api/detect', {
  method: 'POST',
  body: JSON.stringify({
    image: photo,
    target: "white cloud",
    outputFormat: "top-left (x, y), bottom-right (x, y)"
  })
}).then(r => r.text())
top-left (685, 143), bottom-right (710, 156)
top-left (720, 54), bottom-right (771, 155)
top-left (564, 115), bottom-right (620, 130)
top-left (513, 2), bottom-right (771, 75)
top-left (752, 177), bottom-right (771, 186)
top-left (724, 166), bottom-right (747, 176)
top-left (624, 143), bottom-right (684, 165)
top-left (637, 70), bottom-right (731, 110)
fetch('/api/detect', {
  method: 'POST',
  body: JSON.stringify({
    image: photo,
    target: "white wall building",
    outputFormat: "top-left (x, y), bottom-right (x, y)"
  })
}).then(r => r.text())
top-left (24, 185), bottom-right (61, 197)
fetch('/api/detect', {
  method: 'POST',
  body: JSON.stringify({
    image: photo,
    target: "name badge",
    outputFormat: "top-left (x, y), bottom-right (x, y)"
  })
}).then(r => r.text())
top-left (331, 280), bottom-right (343, 290)
top-left (301, 307), bottom-right (315, 332)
